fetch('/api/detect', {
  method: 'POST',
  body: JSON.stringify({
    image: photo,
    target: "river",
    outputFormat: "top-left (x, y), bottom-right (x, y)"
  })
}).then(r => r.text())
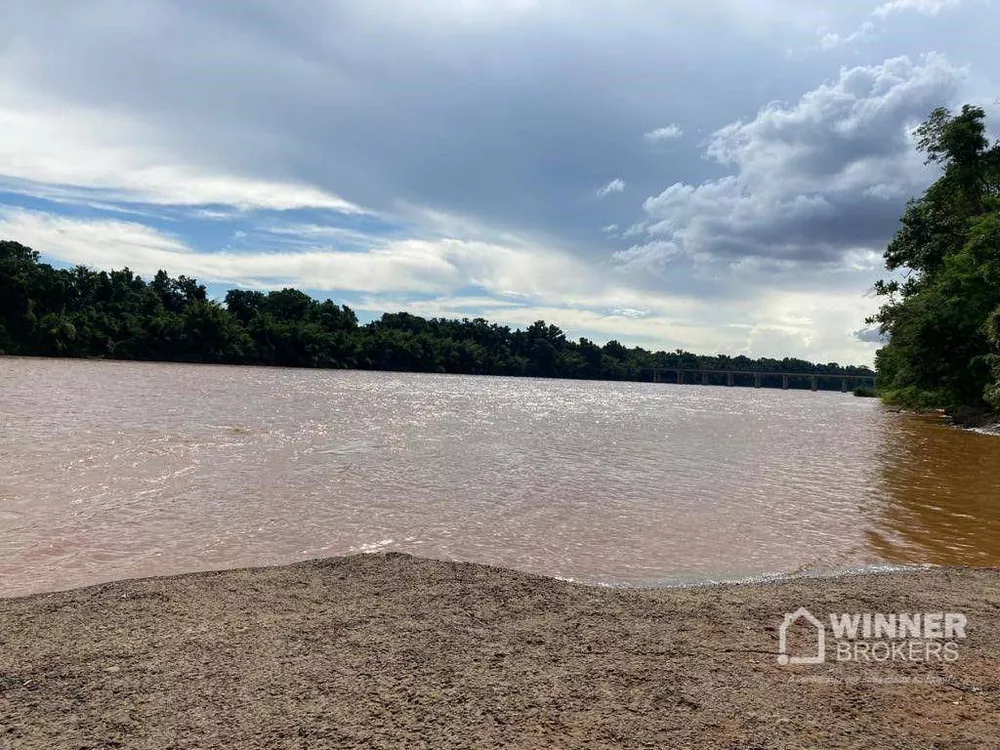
top-left (1, 356), bottom-right (998, 596)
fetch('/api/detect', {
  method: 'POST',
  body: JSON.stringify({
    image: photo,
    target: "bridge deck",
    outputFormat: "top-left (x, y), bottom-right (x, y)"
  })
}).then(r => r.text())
top-left (646, 368), bottom-right (875, 380)
top-left (643, 367), bottom-right (876, 391)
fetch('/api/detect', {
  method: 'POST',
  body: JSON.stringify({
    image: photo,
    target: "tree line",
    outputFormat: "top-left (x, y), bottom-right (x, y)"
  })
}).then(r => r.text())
top-left (869, 105), bottom-right (1000, 418)
top-left (0, 240), bottom-right (872, 388)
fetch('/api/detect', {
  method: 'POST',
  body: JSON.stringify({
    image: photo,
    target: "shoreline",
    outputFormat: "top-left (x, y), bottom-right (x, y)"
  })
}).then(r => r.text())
top-left (946, 407), bottom-right (1000, 434)
top-left (882, 401), bottom-right (1000, 436)
top-left (3, 558), bottom-right (936, 601)
top-left (2, 553), bottom-right (998, 748)
top-left (555, 561), bottom-right (935, 590)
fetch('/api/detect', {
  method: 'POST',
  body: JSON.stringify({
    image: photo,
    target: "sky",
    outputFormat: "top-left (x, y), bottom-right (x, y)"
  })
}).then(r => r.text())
top-left (1, 0), bottom-right (997, 366)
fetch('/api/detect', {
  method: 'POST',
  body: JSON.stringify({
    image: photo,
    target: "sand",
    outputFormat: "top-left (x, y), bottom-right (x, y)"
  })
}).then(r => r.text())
top-left (1, 553), bottom-right (998, 749)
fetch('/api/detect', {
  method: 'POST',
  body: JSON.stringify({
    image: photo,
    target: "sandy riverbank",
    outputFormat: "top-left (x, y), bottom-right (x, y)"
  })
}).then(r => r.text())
top-left (1, 553), bottom-right (998, 749)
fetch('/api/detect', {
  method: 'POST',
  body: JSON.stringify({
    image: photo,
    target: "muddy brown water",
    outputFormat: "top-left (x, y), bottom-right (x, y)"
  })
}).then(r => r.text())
top-left (1, 356), bottom-right (998, 597)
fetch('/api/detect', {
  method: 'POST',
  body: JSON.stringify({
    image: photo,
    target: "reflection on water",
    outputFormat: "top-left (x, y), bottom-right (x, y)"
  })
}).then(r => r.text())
top-left (0, 357), bottom-right (997, 597)
top-left (866, 414), bottom-right (1000, 566)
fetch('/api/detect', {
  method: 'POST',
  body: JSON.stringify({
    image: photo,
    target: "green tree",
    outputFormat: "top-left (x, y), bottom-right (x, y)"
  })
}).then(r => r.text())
top-left (869, 105), bottom-right (1000, 413)
top-left (180, 300), bottom-right (252, 362)
top-left (0, 241), bottom-right (875, 389)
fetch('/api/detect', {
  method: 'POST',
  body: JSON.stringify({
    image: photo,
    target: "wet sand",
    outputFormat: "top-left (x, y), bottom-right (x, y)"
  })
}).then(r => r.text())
top-left (1, 553), bottom-right (998, 749)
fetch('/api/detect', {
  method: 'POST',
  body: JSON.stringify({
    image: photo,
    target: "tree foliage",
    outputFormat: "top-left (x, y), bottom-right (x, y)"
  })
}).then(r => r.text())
top-left (0, 239), bottom-right (872, 388)
top-left (868, 105), bottom-right (1000, 413)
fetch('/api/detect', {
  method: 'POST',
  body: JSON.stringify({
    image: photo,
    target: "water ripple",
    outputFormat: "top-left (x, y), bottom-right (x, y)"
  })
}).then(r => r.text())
top-left (1, 357), bottom-right (998, 597)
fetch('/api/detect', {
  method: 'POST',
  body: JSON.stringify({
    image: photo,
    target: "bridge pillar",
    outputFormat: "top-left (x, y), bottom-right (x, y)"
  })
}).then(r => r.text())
top-left (701, 371), bottom-right (709, 386)
top-left (842, 378), bottom-right (848, 393)
top-left (754, 373), bottom-right (761, 388)
top-left (811, 376), bottom-right (818, 392)
top-left (676, 369), bottom-right (683, 384)
top-left (782, 374), bottom-right (789, 390)
top-left (727, 372), bottom-right (734, 387)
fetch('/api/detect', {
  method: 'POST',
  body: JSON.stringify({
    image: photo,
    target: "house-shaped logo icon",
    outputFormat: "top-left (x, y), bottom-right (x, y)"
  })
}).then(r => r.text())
top-left (777, 607), bottom-right (825, 665)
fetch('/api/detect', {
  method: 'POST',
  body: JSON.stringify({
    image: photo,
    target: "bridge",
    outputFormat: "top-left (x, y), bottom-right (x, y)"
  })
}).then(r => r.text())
top-left (645, 368), bottom-right (877, 392)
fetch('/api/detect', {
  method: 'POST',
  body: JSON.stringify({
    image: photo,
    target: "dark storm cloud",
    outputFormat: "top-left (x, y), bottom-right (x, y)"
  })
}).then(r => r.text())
top-left (0, 0), bottom-right (844, 253)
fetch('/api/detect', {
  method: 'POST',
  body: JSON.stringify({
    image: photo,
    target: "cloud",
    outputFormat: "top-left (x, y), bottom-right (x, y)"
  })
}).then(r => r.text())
top-left (818, 21), bottom-right (876, 50)
top-left (601, 223), bottom-right (619, 233)
top-left (873, 0), bottom-right (962, 17)
top-left (614, 240), bottom-right (681, 270)
top-left (0, 86), bottom-right (364, 213)
top-left (618, 54), bottom-right (963, 270)
top-left (255, 222), bottom-right (391, 250)
top-left (0, 0), bottom-right (990, 259)
top-left (596, 178), bottom-right (626, 198)
top-left (0, 0), bottom-right (822, 255)
top-left (611, 308), bottom-right (650, 318)
top-left (644, 124), bottom-right (684, 141)
top-left (854, 327), bottom-right (887, 343)
top-left (1, 209), bottom-right (195, 261)
top-left (0, 206), bottom-right (600, 299)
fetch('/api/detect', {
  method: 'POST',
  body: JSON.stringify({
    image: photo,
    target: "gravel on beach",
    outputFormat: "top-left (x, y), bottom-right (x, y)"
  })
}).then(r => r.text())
top-left (1, 552), bottom-right (998, 749)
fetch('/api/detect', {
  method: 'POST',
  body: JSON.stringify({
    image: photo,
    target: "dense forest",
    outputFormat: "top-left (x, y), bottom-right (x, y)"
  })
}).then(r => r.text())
top-left (0, 240), bottom-right (873, 389)
top-left (868, 105), bottom-right (1000, 417)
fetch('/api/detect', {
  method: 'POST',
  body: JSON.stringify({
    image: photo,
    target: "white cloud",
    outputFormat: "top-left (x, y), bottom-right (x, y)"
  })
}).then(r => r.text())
top-left (863, 183), bottom-right (905, 200)
top-left (257, 222), bottom-right (387, 249)
top-left (0, 207), bottom-right (594, 298)
top-left (644, 124), bottom-right (683, 141)
top-left (0, 85), bottom-right (363, 213)
top-left (842, 248), bottom-right (883, 270)
top-left (620, 54), bottom-right (963, 268)
top-left (742, 289), bottom-right (883, 363)
top-left (392, 203), bottom-right (538, 247)
top-left (614, 240), bottom-right (681, 270)
top-left (0, 209), bottom-right (195, 261)
top-left (601, 223), bottom-right (619, 233)
top-left (873, 0), bottom-right (962, 17)
top-left (818, 21), bottom-right (876, 50)
top-left (611, 308), bottom-right (650, 318)
top-left (596, 178), bottom-right (626, 197)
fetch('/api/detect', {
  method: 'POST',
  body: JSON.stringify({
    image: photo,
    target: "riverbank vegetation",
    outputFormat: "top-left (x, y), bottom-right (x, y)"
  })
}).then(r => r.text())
top-left (0, 240), bottom-right (872, 388)
top-left (869, 105), bottom-right (1000, 420)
